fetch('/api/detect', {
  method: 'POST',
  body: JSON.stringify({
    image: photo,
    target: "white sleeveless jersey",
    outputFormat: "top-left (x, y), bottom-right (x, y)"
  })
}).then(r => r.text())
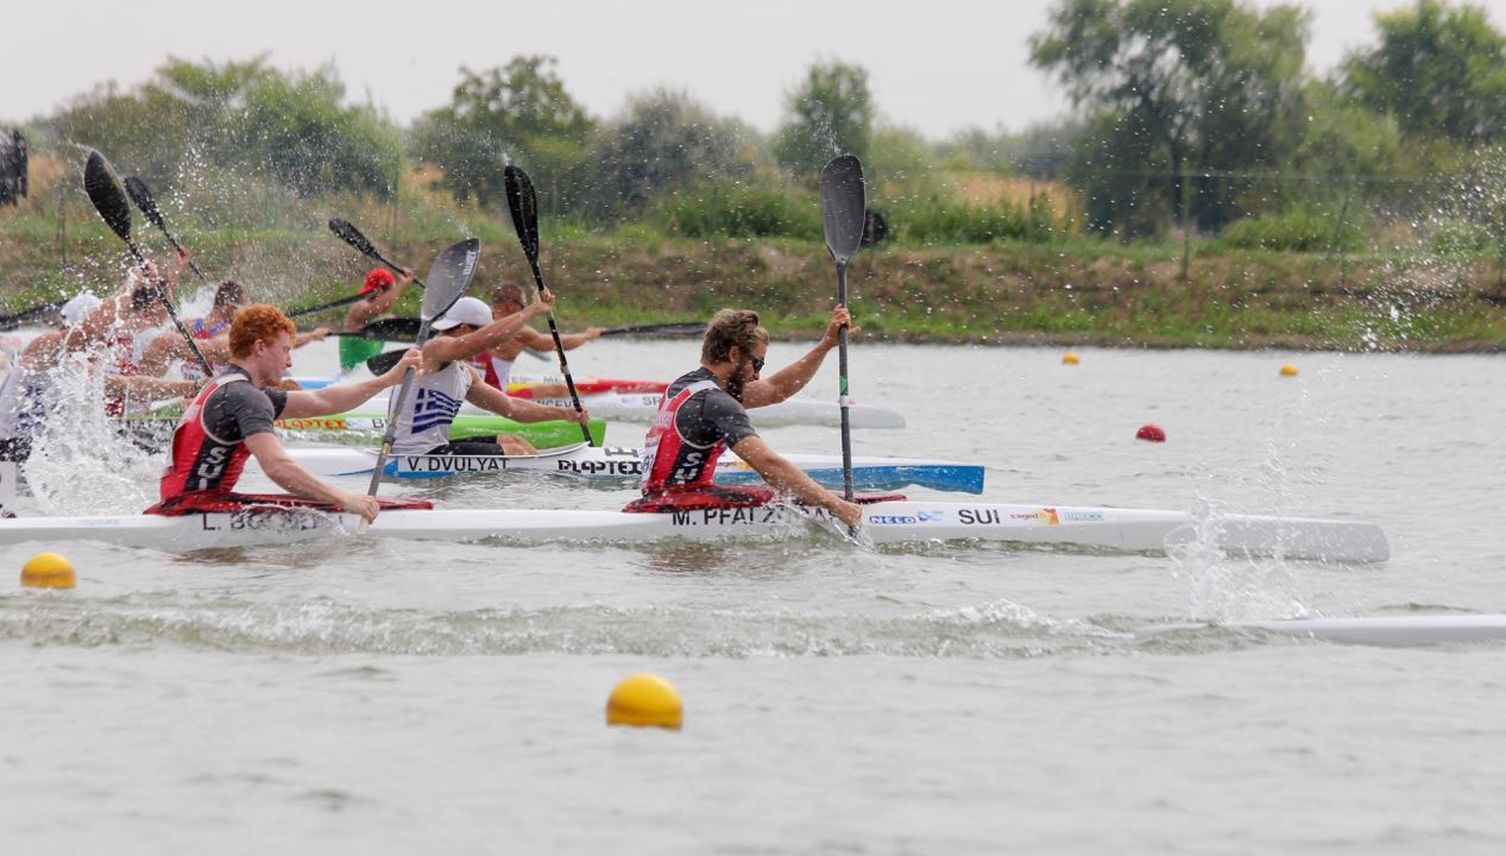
top-left (391, 361), bottom-right (474, 454)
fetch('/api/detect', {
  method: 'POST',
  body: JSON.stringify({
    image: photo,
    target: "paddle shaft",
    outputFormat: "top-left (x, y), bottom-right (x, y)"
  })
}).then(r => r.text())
top-left (287, 291), bottom-right (373, 319)
top-left (0, 301), bottom-right (63, 332)
top-left (523, 254), bottom-right (593, 445)
top-left (149, 224), bottom-right (208, 282)
top-left (836, 260), bottom-right (854, 501)
top-left (120, 238), bottom-right (215, 378)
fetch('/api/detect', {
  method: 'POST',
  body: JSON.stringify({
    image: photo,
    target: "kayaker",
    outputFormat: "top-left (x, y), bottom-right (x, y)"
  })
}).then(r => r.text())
top-left (626, 305), bottom-right (863, 528)
top-left (150, 304), bottom-right (421, 522)
top-left (340, 266), bottom-right (414, 371)
top-left (0, 292), bottom-right (198, 463)
top-left (473, 281), bottom-right (605, 393)
top-left (138, 280), bottom-right (329, 383)
top-left (391, 294), bottom-right (592, 457)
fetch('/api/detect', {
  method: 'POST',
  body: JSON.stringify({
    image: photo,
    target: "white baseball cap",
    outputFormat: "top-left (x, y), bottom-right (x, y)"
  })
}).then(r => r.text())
top-left (60, 292), bottom-right (102, 328)
top-left (430, 296), bottom-right (493, 332)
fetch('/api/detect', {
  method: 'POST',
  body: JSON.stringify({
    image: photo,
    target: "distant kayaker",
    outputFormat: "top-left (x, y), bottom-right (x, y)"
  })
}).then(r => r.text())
top-left (391, 294), bottom-right (592, 457)
top-left (340, 266), bottom-right (414, 371)
top-left (473, 281), bottom-right (604, 393)
top-left (150, 304), bottom-right (421, 522)
top-left (627, 305), bottom-right (863, 528)
top-left (138, 279), bottom-right (329, 383)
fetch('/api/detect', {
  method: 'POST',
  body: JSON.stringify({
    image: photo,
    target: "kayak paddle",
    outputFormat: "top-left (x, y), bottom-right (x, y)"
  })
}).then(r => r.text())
top-left (328, 218), bottom-right (425, 290)
top-left (366, 237), bottom-right (479, 498)
top-left (503, 164), bottom-right (592, 446)
top-left (820, 154), bottom-right (866, 503)
top-left (124, 175), bottom-right (208, 282)
top-left (83, 149), bottom-right (214, 378)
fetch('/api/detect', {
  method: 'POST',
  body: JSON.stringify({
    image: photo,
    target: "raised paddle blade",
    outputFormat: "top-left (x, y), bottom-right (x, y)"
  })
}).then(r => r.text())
top-left (820, 155), bottom-right (867, 265)
top-left (328, 217), bottom-right (380, 260)
top-left (83, 150), bottom-right (134, 245)
top-left (503, 165), bottom-right (540, 263)
top-left (421, 237), bottom-right (480, 321)
top-left (124, 175), bottom-right (166, 230)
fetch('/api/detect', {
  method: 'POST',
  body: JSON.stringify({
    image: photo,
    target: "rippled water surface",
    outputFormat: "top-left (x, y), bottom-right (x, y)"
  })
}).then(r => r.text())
top-left (3, 339), bottom-right (1504, 854)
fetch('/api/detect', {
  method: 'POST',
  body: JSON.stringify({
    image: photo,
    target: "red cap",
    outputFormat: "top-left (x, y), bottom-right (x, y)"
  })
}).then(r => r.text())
top-left (1135, 424), bottom-right (1166, 443)
top-left (361, 268), bottom-right (395, 294)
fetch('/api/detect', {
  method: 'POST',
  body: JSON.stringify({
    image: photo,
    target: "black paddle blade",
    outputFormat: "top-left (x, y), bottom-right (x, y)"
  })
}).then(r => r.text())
top-left (354, 316), bottom-right (421, 341)
top-left (421, 238), bottom-right (481, 321)
top-left (820, 155), bottom-right (867, 265)
top-left (124, 175), bottom-right (166, 230)
top-left (365, 348), bottom-right (407, 376)
top-left (503, 165), bottom-right (540, 262)
top-left (83, 150), bottom-right (134, 244)
top-left (329, 217), bottom-right (380, 260)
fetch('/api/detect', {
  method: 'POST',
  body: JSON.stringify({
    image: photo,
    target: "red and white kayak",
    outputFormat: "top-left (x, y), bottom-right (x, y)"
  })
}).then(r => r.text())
top-left (0, 496), bottom-right (1389, 563)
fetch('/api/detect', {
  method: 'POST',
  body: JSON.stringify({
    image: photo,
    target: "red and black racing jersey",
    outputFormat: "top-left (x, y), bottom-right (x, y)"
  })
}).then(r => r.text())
top-left (159, 366), bottom-right (288, 500)
top-left (639, 367), bottom-right (758, 493)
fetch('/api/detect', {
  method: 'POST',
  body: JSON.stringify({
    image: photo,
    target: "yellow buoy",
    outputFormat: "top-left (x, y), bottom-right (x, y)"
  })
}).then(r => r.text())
top-left (606, 673), bottom-right (683, 730)
top-left (1062, 351), bottom-right (1080, 366)
top-left (1279, 364), bottom-right (1299, 377)
top-left (21, 552), bottom-right (75, 589)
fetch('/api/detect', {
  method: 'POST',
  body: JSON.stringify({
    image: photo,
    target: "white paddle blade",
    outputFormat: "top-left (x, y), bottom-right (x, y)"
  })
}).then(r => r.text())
top-left (820, 154), bottom-right (866, 263)
top-left (421, 238), bottom-right (481, 321)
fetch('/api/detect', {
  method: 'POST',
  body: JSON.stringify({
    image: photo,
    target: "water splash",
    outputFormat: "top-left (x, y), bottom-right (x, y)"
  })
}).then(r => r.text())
top-left (21, 354), bottom-right (162, 514)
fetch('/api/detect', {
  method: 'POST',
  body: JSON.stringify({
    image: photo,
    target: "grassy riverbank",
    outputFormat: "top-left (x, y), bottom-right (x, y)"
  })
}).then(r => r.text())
top-left (4, 213), bottom-right (1506, 352)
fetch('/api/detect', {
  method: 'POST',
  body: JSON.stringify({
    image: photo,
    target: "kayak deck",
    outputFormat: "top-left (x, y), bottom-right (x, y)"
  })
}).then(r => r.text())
top-left (272, 443), bottom-right (987, 494)
top-left (0, 500), bottom-right (1389, 563)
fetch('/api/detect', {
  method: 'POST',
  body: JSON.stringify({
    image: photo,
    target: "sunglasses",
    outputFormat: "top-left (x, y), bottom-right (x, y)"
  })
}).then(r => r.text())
top-left (749, 354), bottom-right (765, 374)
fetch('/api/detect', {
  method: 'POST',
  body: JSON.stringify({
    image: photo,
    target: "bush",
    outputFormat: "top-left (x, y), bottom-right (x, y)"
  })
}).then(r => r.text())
top-left (653, 180), bottom-right (819, 239)
top-left (1215, 205), bottom-right (1365, 253)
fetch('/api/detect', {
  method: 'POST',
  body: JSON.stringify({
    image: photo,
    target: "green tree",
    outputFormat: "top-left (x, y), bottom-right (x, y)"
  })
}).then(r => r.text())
top-left (1342, 0), bottom-right (1506, 145)
top-left (1030, 0), bottom-right (1311, 236)
top-left (411, 56), bottom-right (594, 209)
top-left (45, 56), bottom-right (401, 200)
top-left (772, 61), bottom-right (874, 174)
top-left (587, 88), bottom-right (762, 220)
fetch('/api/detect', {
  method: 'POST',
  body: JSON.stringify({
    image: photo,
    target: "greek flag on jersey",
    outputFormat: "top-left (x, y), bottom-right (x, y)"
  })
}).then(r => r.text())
top-left (392, 362), bottom-right (474, 454)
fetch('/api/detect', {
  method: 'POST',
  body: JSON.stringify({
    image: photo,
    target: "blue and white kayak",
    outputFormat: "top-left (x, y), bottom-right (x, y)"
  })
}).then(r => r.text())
top-left (271, 443), bottom-right (986, 494)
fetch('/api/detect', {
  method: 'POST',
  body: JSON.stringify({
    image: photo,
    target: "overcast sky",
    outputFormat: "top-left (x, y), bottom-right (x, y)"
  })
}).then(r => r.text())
top-left (8, 0), bottom-right (1506, 140)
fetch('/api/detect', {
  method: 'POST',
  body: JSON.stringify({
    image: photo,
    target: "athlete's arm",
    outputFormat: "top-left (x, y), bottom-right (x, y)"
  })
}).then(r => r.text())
top-left (243, 433), bottom-right (380, 522)
top-left (424, 291), bottom-right (555, 368)
top-left (517, 324), bottom-right (602, 351)
top-left (741, 304), bottom-right (853, 408)
top-left (280, 348), bottom-right (421, 418)
top-left (464, 370), bottom-right (589, 424)
top-left (730, 435), bottom-right (862, 527)
top-left (106, 375), bottom-right (198, 401)
top-left (343, 269), bottom-right (413, 330)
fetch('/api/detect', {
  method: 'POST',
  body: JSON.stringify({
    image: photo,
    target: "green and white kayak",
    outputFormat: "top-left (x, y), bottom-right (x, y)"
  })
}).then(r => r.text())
top-left (136, 406), bottom-right (608, 448)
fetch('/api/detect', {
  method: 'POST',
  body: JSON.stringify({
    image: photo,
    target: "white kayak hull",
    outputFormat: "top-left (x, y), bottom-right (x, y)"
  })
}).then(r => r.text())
top-left (1136, 615), bottom-right (1506, 645)
top-left (270, 443), bottom-right (986, 494)
top-left (350, 389), bottom-right (906, 429)
top-left (0, 500), bottom-right (1388, 562)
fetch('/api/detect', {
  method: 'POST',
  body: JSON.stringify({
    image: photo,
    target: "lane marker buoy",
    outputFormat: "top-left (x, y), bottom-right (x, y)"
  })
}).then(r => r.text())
top-left (21, 552), bottom-right (75, 589)
top-left (1135, 424), bottom-right (1166, 443)
top-left (606, 673), bottom-right (683, 730)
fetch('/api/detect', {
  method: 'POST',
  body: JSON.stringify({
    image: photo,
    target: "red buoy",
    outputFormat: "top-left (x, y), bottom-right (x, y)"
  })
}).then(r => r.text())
top-left (1135, 423), bottom-right (1166, 443)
